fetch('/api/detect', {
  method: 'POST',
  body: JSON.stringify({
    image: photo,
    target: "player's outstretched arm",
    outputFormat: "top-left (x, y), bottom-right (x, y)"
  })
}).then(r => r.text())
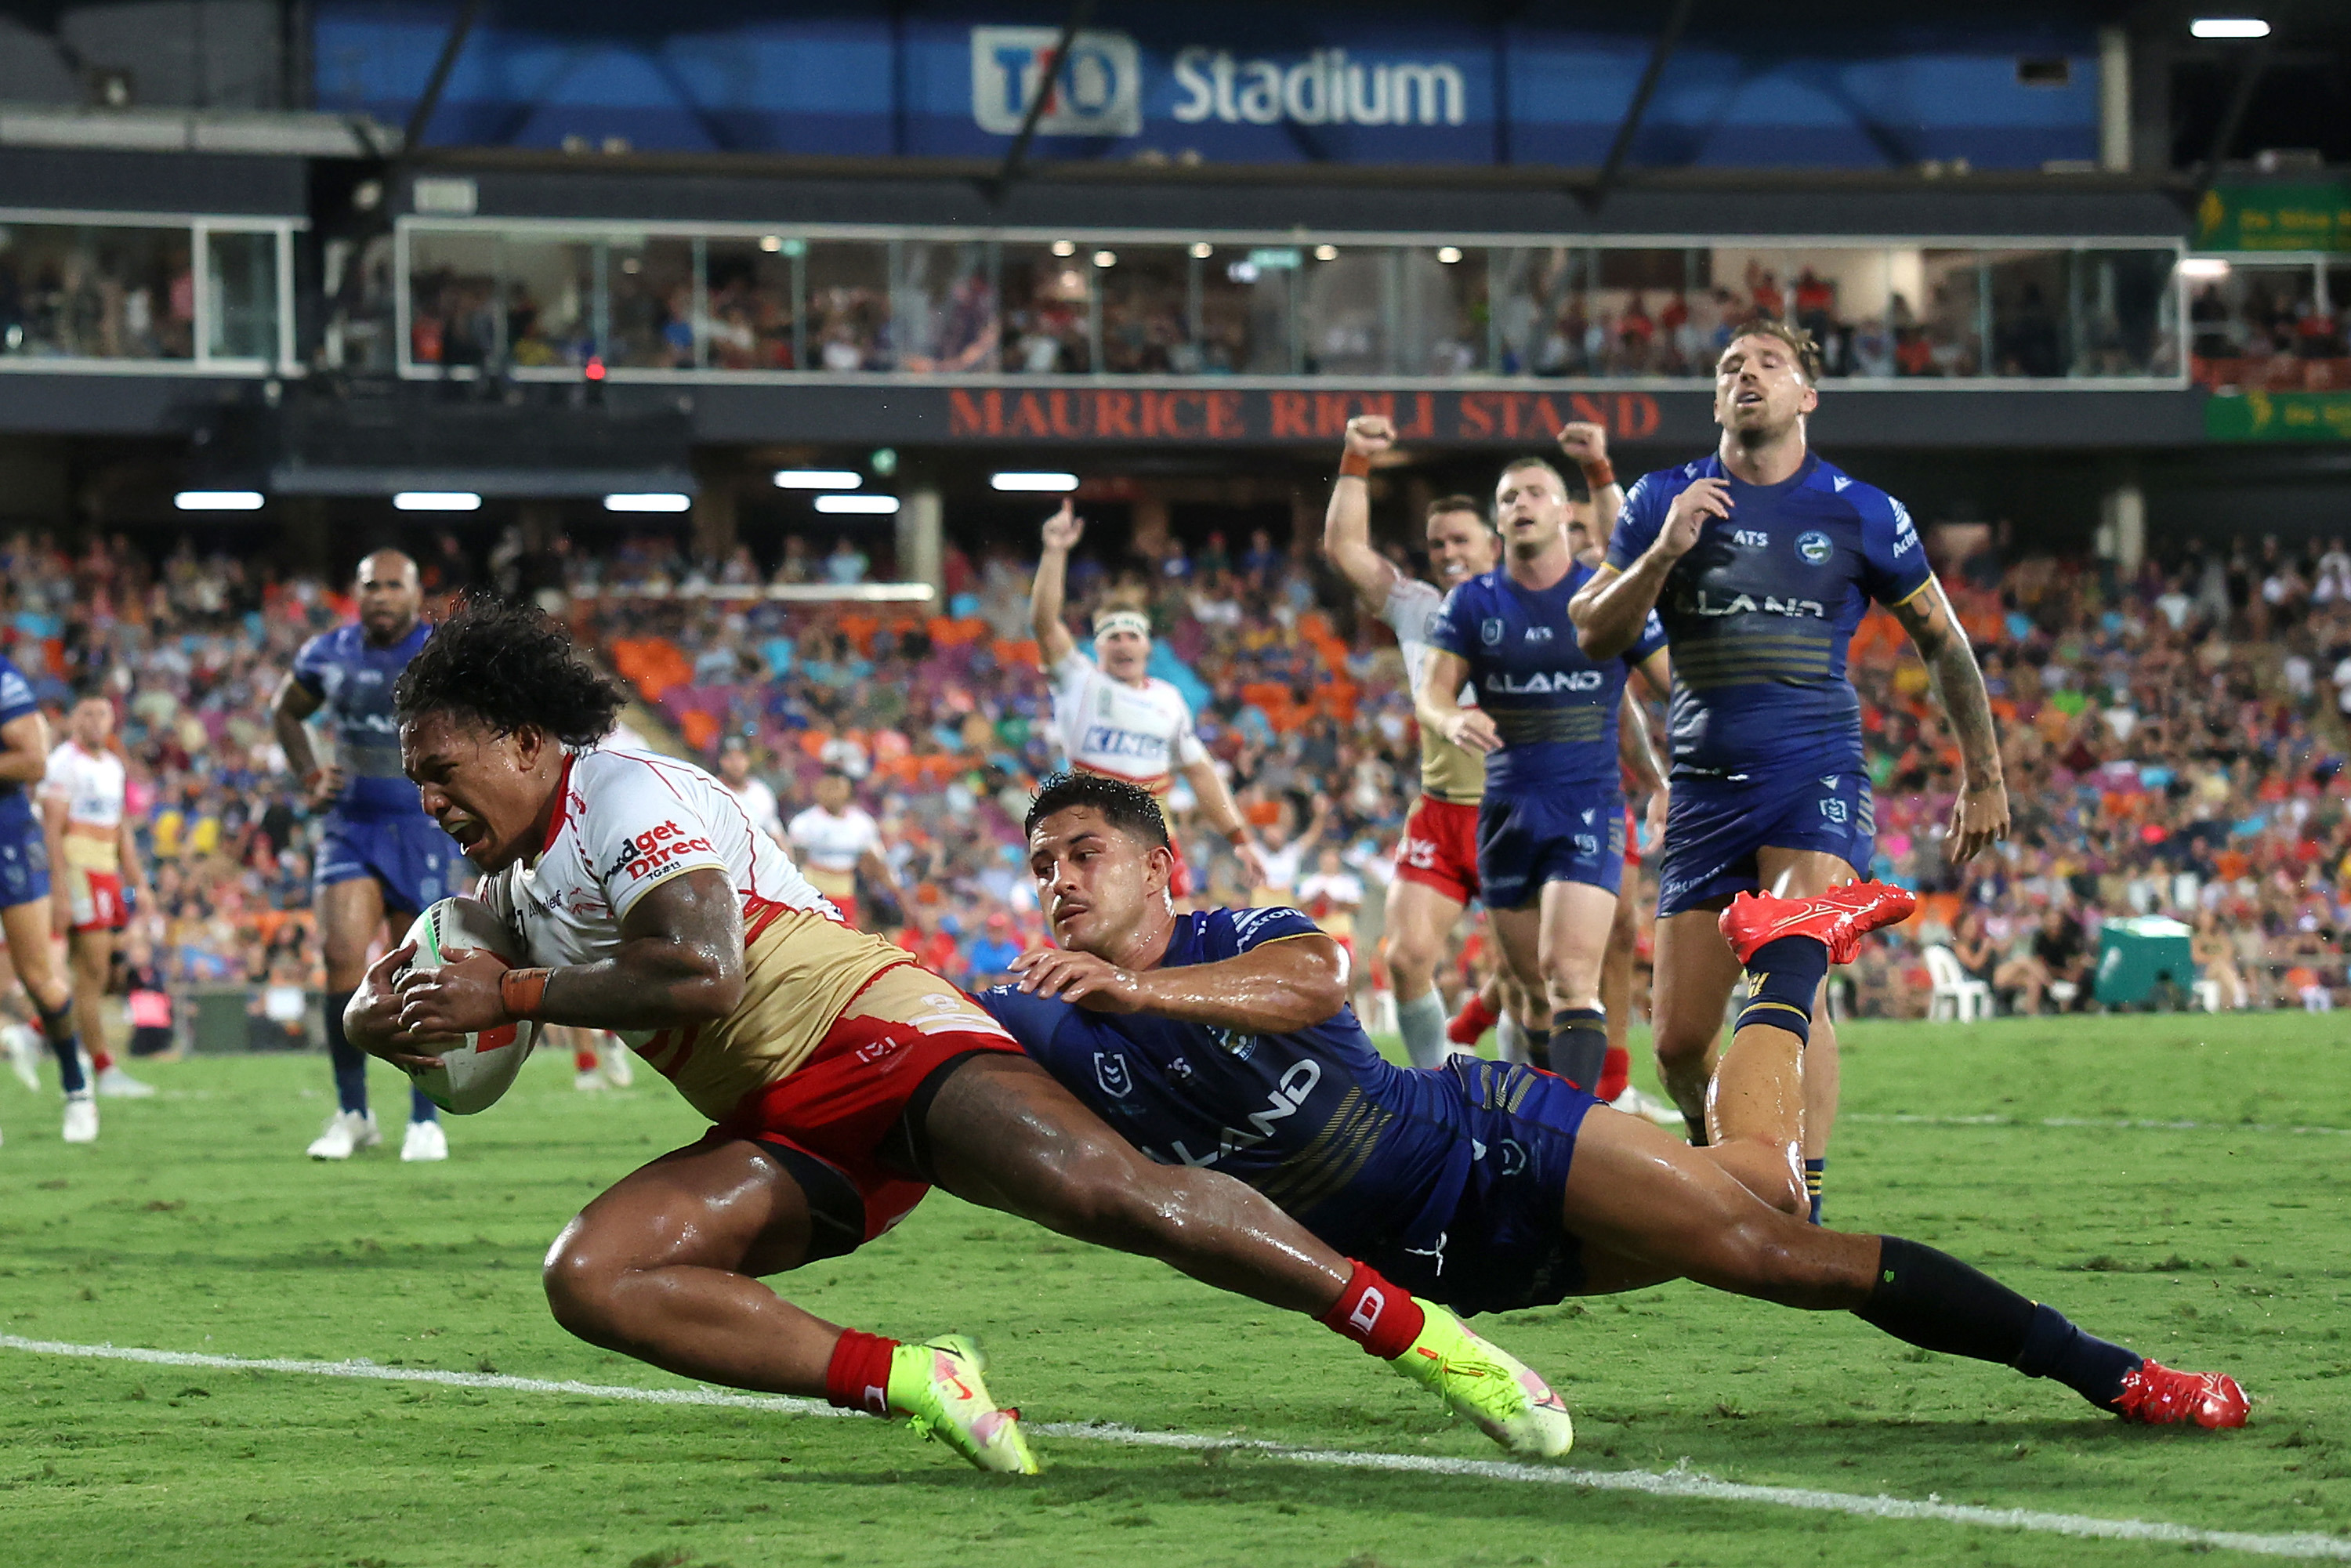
top-left (0, 709), bottom-right (49, 784)
top-left (1570, 479), bottom-right (1728, 659)
top-left (1415, 649), bottom-right (1499, 755)
top-left (1886, 578), bottom-right (2010, 864)
top-left (1010, 932), bottom-right (1349, 1033)
top-left (1556, 422), bottom-right (1624, 541)
top-left (1181, 759), bottom-right (1269, 887)
top-left (269, 672), bottom-right (340, 806)
top-left (1030, 501), bottom-right (1083, 671)
top-left (1322, 416), bottom-right (1401, 611)
top-left (391, 867), bottom-right (748, 1040)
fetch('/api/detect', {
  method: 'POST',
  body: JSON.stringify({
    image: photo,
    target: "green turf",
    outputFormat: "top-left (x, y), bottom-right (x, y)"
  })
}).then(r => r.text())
top-left (0, 1013), bottom-right (2342, 1567)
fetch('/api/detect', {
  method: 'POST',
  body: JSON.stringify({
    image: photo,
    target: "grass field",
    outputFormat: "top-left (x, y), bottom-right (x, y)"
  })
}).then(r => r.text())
top-left (0, 1012), bottom-right (2345, 1567)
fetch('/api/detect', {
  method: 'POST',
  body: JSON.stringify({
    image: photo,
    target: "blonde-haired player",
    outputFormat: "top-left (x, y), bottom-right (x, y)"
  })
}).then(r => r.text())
top-left (42, 692), bottom-right (155, 1103)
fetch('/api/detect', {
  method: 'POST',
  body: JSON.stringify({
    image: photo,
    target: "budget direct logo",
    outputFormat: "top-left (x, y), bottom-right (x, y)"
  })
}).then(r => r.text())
top-left (971, 27), bottom-right (1142, 136)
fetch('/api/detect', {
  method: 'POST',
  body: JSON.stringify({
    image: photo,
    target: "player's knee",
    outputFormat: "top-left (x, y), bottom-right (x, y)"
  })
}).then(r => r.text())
top-left (1384, 932), bottom-right (1438, 988)
top-left (1711, 1215), bottom-right (1846, 1305)
top-left (541, 1222), bottom-right (626, 1338)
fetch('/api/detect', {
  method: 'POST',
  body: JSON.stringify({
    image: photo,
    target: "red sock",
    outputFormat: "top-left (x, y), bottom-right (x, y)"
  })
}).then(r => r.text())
top-left (1445, 994), bottom-right (1498, 1045)
top-left (574, 1045), bottom-right (599, 1071)
top-left (90, 1047), bottom-right (114, 1074)
top-left (824, 1327), bottom-right (899, 1417)
top-left (1317, 1262), bottom-right (1427, 1360)
top-left (1597, 1045), bottom-right (1630, 1103)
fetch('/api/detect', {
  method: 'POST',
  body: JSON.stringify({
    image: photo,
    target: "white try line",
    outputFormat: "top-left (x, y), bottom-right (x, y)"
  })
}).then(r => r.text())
top-left (2, 1334), bottom-right (2340, 1561)
top-left (1842, 1113), bottom-right (2351, 1138)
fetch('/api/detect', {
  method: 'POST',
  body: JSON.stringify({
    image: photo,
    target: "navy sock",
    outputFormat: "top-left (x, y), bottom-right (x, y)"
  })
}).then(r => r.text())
top-left (1547, 1007), bottom-right (1607, 1092)
top-left (409, 1085), bottom-right (439, 1124)
top-left (1804, 1157), bottom-right (1825, 1224)
top-left (324, 989), bottom-right (368, 1116)
top-left (1735, 935), bottom-right (1831, 1045)
top-left (38, 999), bottom-right (87, 1097)
top-left (1521, 1027), bottom-right (1550, 1068)
top-left (1854, 1237), bottom-right (2142, 1411)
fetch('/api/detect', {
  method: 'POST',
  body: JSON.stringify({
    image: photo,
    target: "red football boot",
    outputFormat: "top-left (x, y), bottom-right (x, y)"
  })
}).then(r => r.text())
top-left (1446, 992), bottom-right (1499, 1046)
top-left (2114, 1361), bottom-right (2249, 1429)
top-left (1718, 881), bottom-right (1918, 967)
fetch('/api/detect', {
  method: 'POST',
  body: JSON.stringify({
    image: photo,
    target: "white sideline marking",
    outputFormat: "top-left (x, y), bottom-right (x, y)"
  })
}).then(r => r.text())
top-left (1843, 1113), bottom-right (2351, 1138)
top-left (2, 1334), bottom-right (2339, 1560)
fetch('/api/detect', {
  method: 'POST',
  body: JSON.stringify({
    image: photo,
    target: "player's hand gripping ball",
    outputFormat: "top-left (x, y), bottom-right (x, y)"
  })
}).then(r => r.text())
top-left (395, 897), bottom-right (540, 1114)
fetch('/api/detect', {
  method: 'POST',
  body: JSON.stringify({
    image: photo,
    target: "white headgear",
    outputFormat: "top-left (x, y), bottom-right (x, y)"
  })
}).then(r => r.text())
top-left (1092, 610), bottom-right (1151, 643)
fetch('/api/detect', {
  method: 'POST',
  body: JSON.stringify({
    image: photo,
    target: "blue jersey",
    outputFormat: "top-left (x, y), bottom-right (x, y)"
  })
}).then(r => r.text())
top-left (977, 907), bottom-right (1473, 1264)
top-left (1425, 561), bottom-right (1666, 798)
top-left (0, 656), bottom-right (37, 827)
top-left (1608, 452), bottom-right (1932, 779)
top-left (292, 621), bottom-right (433, 818)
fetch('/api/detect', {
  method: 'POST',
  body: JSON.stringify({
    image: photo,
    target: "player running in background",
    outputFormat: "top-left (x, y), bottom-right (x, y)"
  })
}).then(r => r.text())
top-left (273, 549), bottom-right (455, 1163)
top-left (716, 737), bottom-right (785, 846)
top-left (0, 654), bottom-right (100, 1142)
top-left (1319, 417), bottom-right (1503, 1069)
top-left (1570, 321), bottom-right (2008, 1221)
top-left (350, 598), bottom-right (1576, 1473)
top-left (1031, 501), bottom-right (1268, 893)
top-left (984, 773), bottom-right (2246, 1433)
top-left (786, 770), bottom-right (904, 931)
top-left (42, 692), bottom-right (156, 1100)
top-left (1416, 456), bottom-right (1672, 1097)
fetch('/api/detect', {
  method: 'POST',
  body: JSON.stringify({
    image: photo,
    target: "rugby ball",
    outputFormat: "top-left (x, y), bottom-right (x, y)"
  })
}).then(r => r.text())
top-left (397, 897), bottom-right (540, 1115)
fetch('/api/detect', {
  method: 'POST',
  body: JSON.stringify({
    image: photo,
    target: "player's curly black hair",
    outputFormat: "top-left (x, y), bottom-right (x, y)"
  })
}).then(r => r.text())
top-left (1023, 770), bottom-right (1171, 849)
top-left (392, 592), bottom-right (623, 747)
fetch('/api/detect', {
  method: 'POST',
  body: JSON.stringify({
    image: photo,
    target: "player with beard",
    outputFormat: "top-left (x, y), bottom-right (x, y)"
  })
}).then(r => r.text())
top-left (347, 596), bottom-right (1578, 1474)
top-left (980, 772), bottom-right (2247, 1434)
top-left (273, 549), bottom-right (455, 1162)
top-left (1570, 321), bottom-right (2009, 1222)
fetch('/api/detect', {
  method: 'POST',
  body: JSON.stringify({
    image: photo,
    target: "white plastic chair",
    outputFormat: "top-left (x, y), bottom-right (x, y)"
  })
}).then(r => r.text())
top-left (1924, 944), bottom-right (1994, 1022)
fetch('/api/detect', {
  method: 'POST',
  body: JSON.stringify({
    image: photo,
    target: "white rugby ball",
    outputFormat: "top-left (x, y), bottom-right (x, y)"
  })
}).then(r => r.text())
top-left (397, 896), bottom-right (540, 1115)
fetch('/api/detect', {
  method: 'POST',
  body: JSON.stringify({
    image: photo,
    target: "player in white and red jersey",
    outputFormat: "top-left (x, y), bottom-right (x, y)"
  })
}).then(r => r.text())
top-left (353, 596), bottom-right (1563, 1475)
top-left (41, 693), bottom-right (154, 1100)
top-left (1031, 501), bottom-right (1266, 893)
top-left (716, 737), bottom-right (785, 846)
top-left (787, 770), bottom-right (904, 930)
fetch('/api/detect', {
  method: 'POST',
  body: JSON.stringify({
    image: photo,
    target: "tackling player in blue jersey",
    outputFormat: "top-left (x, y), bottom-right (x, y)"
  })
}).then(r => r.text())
top-left (272, 551), bottom-right (455, 1162)
top-left (1414, 455), bottom-right (1671, 1096)
top-left (980, 772), bottom-right (2247, 1436)
top-left (1570, 321), bottom-right (2008, 1222)
top-left (0, 654), bottom-right (102, 1143)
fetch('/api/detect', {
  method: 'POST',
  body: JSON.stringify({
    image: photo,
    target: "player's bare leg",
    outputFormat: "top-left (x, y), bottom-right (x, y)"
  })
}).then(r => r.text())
top-left (66, 929), bottom-right (114, 1079)
top-left (1383, 878), bottom-right (1467, 1069)
top-left (1649, 905), bottom-right (1742, 1129)
top-left (1754, 847), bottom-right (1859, 1215)
top-left (1534, 879), bottom-right (1616, 1090)
top-left (2, 898), bottom-right (96, 1137)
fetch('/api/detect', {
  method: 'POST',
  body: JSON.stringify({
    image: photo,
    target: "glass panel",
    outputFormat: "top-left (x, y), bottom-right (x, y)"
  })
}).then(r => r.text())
top-left (1300, 247), bottom-right (1390, 375)
top-left (703, 238), bottom-right (798, 370)
top-left (2074, 249), bottom-right (2177, 377)
top-left (1981, 251), bottom-right (2067, 378)
top-left (803, 241), bottom-right (891, 372)
top-left (1095, 244), bottom-right (1194, 375)
top-left (1914, 251), bottom-right (1985, 378)
top-left (497, 236), bottom-right (596, 368)
top-left (1395, 246), bottom-right (1487, 375)
top-left (605, 236), bottom-right (697, 369)
top-left (204, 230), bottom-right (279, 361)
top-left (407, 230), bottom-right (500, 369)
top-left (1491, 245), bottom-right (1588, 376)
top-left (0, 223), bottom-right (193, 360)
top-left (1001, 243), bottom-right (1092, 374)
top-left (894, 239), bottom-right (998, 374)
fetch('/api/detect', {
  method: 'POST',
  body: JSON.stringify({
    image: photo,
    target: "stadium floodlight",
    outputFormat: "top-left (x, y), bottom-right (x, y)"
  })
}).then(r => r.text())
top-left (1313, 244), bottom-right (1340, 262)
top-left (1050, 240), bottom-right (1077, 257)
top-left (759, 234), bottom-right (782, 252)
top-left (603, 493), bottom-right (692, 512)
top-left (1092, 250), bottom-right (1118, 268)
top-left (393, 491), bottom-right (482, 512)
top-left (173, 490), bottom-right (264, 511)
top-left (2179, 258), bottom-right (2232, 279)
top-left (2190, 16), bottom-right (2269, 36)
top-left (1189, 241), bottom-right (1213, 259)
top-left (773, 469), bottom-right (861, 490)
top-left (813, 494), bottom-right (901, 515)
top-left (1436, 246), bottom-right (1464, 264)
top-left (991, 472), bottom-right (1081, 493)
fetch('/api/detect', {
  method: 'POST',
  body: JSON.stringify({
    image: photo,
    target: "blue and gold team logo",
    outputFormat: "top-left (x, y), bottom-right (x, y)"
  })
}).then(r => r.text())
top-left (1795, 531), bottom-right (1832, 566)
top-left (1480, 617), bottom-right (1505, 646)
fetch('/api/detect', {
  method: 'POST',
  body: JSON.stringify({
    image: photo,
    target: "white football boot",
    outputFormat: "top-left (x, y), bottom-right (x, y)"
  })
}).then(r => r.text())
top-left (574, 1069), bottom-right (606, 1092)
top-left (96, 1065), bottom-right (157, 1099)
top-left (4, 1023), bottom-right (39, 1092)
top-left (1607, 1085), bottom-right (1688, 1128)
top-left (400, 1120), bottom-right (448, 1162)
top-left (306, 1109), bottom-right (380, 1160)
top-left (600, 1046), bottom-right (633, 1088)
top-left (62, 1093), bottom-right (98, 1144)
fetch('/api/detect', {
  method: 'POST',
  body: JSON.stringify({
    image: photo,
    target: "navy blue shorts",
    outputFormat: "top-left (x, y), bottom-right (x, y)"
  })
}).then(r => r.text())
top-left (1367, 1056), bottom-right (1593, 1317)
top-left (0, 809), bottom-right (48, 909)
top-left (1654, 766), bottom-right (1875, 918)
top-left (315, 811), bottom-right (457, 915)
top-left (1474, 787), bottom-right (1626, 910)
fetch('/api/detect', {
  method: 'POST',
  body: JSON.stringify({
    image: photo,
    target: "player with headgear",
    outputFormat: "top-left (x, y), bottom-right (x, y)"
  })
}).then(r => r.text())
top-left (1031, 499), bottom-right (1266, 895)
top-left (273, 549), bottom-right (455, 1162)
top-left (347, 595), bottom-right (1581, 1474)
top-left (980, 772), bottom-right (2247, 1434)
top-left (1570, 320), bottom-right (2009, 1222)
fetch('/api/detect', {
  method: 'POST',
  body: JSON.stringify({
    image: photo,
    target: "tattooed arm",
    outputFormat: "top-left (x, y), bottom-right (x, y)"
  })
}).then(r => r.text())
top-left (1888, 578), bottom-right (2009, 864)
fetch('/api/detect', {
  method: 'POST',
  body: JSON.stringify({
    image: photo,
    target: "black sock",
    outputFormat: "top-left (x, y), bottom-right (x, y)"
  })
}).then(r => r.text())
top-left (1737, 936), bottom-right (1830, 1045)
top-left (324, 988), bottom-right (368, 1117)
top-left (1547, 1007), bottom-right (1607, 1092)
top-left (1804, 1157), bottom-right (1825, 1225)
top-left (1854, 1237), bottom-right (2143, 1410)
top-left (38, 999), bottom-right (87, 1096)
top-left (1521, 1026), bottom-right (1550, 1067)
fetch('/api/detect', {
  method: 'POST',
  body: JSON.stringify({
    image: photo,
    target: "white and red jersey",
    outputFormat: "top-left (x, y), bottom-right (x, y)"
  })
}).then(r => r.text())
top-left (787, 804), bottom-right (882, 902)
top-left (1381, 578), bottom-right (1485, 806)
top-left (1049, 649), bottom-right (1208, 795)
top-left (42, 740), bottom-right (127, 871)
top-left (475, 747), bottom-right (915, 1121)
top-left (723, 775), bottom-right (784, 842)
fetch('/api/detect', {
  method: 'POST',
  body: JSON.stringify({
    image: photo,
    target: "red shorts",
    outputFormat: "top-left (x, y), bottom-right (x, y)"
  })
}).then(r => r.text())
top-left (1393, 794), bottom-right (1480, 904)
top-left (1624, 804), bottom-right (1642, 868)
top-left (1168, 832), bottom-right (1191, 898)
top-left (703, 968), bottom-right (1023, 1255)
top-left (66, 867), bottom-right (126, 935)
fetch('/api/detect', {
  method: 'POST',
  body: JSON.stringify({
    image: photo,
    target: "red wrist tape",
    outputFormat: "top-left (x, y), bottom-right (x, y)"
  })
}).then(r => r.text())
top-left (1578, 458), bottom-right (1616, 491)
top-left (1339, 451), bottom-right (1373, 480)
top-left (499, 967), bottom-right (551, 1020)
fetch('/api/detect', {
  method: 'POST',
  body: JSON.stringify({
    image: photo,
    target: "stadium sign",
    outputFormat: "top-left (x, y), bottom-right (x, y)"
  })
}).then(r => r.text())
top-left (970, 27), bottom-right (1143, 137)
top-left (2204, 389), bottom-right (2351, 442)
top-left (940, 387), bottom-right (1663, 444)
top-left (2193, 180), bottom-right (2351, 253)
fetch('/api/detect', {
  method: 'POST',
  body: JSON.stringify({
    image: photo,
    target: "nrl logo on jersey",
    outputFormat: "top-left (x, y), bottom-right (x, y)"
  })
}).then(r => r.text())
top-left (1480, 617), bottom-right (1505, 646)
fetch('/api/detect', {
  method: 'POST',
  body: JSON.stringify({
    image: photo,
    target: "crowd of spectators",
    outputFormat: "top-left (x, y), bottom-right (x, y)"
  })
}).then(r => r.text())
top-left (2190, 272), bottom-right (2351, 392)
top-left (2, 512), bottom-right (2345, 1043)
